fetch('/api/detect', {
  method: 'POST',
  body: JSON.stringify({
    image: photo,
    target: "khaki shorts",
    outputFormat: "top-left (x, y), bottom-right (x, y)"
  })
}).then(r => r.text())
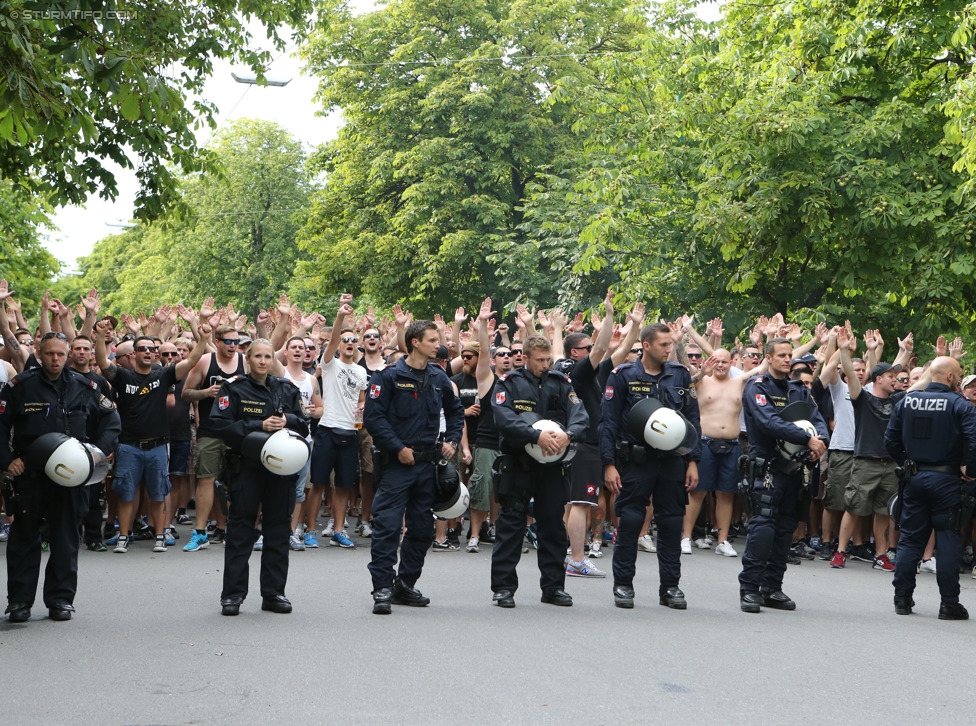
top-left (359, 428), bottom-right (374, 474)
top-left (823, 450), bottom-right (853, 512)
top-left (846, 457), bottom-right (899, 517)
top-left (468, 447), bottom-right (498, 512)
top-left (195, 436), bottom-right (227, 479)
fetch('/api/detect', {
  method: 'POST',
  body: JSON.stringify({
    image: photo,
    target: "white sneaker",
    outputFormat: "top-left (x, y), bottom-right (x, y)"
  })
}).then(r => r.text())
top-left (566, 558), bottom-right (607, 578)
top-left (694, 537), bottom-right (712, 550)
top-left (638, 534), bottom-right (656, 553)
top-left (918, 558), bottom-right (937, 573)
top-left (322, 518), bottom-right (335, 537)
top-left (466, 537), bottom-right (480, 553)
top-left (589, 541), bottom-right (604, 558)
top-left (715, 540), bottom-right (738, 557)
top-left (680, 537), bottom-right (693, 555)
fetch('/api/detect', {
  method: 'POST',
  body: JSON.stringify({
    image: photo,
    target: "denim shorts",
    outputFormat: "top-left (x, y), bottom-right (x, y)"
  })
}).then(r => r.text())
top-left (112, 444), bottom-right (171, 502)
top-left (169, 440), bottom-right (191, 477)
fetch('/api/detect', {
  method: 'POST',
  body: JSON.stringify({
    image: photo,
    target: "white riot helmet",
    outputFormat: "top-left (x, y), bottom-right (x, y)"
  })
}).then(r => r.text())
top-left (628, 398), bottom-right (698, 455)
top-left (26, 432), bottom-right (110, 487)
top-left (433, 459), bottom-right (470, 520)
top-left (524, 418), bottom-right (576, 464)
top-left (243, 429), bottom-right (310, 475)
top-left (782, 420), bottom-right (818, 454)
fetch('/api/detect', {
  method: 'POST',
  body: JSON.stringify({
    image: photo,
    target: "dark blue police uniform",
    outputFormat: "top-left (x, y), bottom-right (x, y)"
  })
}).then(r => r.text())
top-left (599, 360), bottom-right (701, 605)
top-left (364, 357), bottom-right (464, 597)
top-left (0, 367), bottom-right (120, 619)
top-left (885, 383), bottom-right (976, 616)
top-left (739, 373), bottom-right (828, 608)
top-left (490, 366), bottom-right (588, 603)
top-left (209, 374), bottom-right (309, 612)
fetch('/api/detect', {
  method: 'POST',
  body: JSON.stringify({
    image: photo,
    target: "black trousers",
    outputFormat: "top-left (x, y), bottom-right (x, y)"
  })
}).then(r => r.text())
top-left (490, 462), bottom-right (568, 595)
top-left (221, 466), bottom-right (296, 601)
top-left (738, 470), bottom-right (800, 593)
top-left (81, 483), bottom-right (104, 543)
top-left (7, 474), bottom-right (83, 608)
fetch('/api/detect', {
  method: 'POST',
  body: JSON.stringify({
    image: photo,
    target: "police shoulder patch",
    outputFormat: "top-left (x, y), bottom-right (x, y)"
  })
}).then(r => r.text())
top-left (755, 394), bottom-right (767, 406)
top-left (495, 390), bottom-right (506, 405)
top-left (498, 372), bottom-right (511, 382)
top-left (568, 391), bottom-right (580, 405)
top-left (99, 395), bottom-right (113, 410)
top-left (0, 400), bottom-right (5, 414)
top-left (369, 383), bottom-right (382, 399)
top-left (688, 387), bottom-right (697, 399)
top-left (604, 385), bottom-right (614, 400)
top-left (218, 395), bottom-right (230, 410)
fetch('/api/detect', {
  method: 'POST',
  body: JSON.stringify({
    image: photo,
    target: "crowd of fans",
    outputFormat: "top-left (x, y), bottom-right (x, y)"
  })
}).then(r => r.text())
top-left (1, 279), bottom-right (973, 585)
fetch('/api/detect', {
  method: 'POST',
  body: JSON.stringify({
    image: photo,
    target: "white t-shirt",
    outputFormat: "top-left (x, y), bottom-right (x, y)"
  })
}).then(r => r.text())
top-left (319, 357), bottom-right (367, 429)
top-left (827, 379), bottom-right (856, 451)
top-left (283, 368), bottom-right (315, 442)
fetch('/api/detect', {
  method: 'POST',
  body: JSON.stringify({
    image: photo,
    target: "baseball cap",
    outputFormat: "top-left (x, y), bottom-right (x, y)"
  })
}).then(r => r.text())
top-left (870, 362), bottom-right (902, 381)
top-left (435, 345), bottom-right (450, 360)
top-left (790, 353), bottom-right (817, 368)
top-left (962, 374), bottom-right (976, 389)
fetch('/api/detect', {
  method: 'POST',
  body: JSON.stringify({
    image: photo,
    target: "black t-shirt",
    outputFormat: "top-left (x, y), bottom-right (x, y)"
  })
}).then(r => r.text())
top-left (568, 356), bottom-right (602, 445)
top-left (811, 378), bottom-right (835, 429)
top-left (452, 371), bottom-right (480, 443)
top-left (357, 357), bottom-right (385, 384)
top-left (77, 369), bottom-right (112, 398)
top-left (852, 389), bottom-right (904, 458)
top-left (475, 377), bottom-right (499, 450)
top-left (168, 378), bottom-right (193, 442)
top-left (112, 364), bottom-right (179, 440)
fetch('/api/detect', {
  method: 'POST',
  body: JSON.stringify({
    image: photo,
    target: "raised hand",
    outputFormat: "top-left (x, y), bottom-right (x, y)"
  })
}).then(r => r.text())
top-left (0, 279), bottom-right (14, 302)
top-left (199, 297), bottom-right (216, 320)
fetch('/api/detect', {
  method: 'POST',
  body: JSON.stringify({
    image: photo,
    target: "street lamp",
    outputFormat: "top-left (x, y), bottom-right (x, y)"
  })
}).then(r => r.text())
top-left (232, 71), bottom-right (292, 87)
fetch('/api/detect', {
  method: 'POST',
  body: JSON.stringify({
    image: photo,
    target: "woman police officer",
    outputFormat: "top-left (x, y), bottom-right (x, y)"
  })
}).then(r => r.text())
top-left (209, 339), bottom-right (309, 616)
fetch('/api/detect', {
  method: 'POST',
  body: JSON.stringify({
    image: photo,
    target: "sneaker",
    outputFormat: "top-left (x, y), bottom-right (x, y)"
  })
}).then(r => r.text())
top-left (466, 537), bottom-right (480, 553)
top-left (330, 530), bottom-right (355, 548)
top-left (114, 535), bottom-right (129, 554)
top-left (0, 523), bottom-right (9, 541)
top-left (715, 540), bottom-right (738, 557)
top-left (86, 540), bottom-right (107, 552)
top-left (479, 521), bottom-right (496, 544)
top-left (818, 541), bottom-right (837, 561)
top-left (525, 524), bottom-right (538, 550)
top-left (322, 518), bottom-right (336, 537)
top-left (358, 520), bottom-right (373, 538)
top-left (153, 535), bottom-right (167, 553)
top-left (183, 530), bottom-right (209, 552)
top-left (163, 528), bottom-right (177, 547)
top-left (849, 543), bottom-right (874, 562)
top-left (589, 541), bottom-right (604, 558)
top-left (791, 542), bottom-right (815, 560)
top-left (680, 538), bottom-right (693, 555)
top-left (885, 548), bottom-right (897, 563)
top-left (432, 539), bottom-right (458, 552)
top-left (105, 533), bottom-right (119, 546)
top-left (638, 534), bottom-right (657, 553)
top-left (829, 550), bottom-right (847, 568)
top-left (303, 530), bottom-right (319, 548)
top-left (253, 535), bottom-right (264, 551)
top-left (873, 554), bottom-right (894, 571)
top-left (971, 564), bottom-right (976, 580)
top-left (919, 558), bottom-right (937, 574)
top-left (176, 511), bottom-right (192, 525)
top-left (210, 527), bottom-right (226, 544)
top-left (566, 558), bottom-right (607, 578)
top-left (809, 535), bottom-right (822, 551)
top-left (289, 532), bottom-right (306, 551)
top-left (446, 527), bottom-right (460, 548)
top-left (695, 537), bottom-right (712, 550)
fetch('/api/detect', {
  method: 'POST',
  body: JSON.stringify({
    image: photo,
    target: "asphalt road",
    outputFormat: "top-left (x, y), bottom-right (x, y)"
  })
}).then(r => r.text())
top-left (2, 531), bottom-right (974, 725)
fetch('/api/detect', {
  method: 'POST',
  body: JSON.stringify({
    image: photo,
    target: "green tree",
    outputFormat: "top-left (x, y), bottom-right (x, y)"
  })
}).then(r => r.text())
top-left (0, 179), bottom-right (60, 311)
top-left (296, 0), bottom-right (645, 316)
top-left (53, 119), bottom-right (313, 315)
top-left (539, 0), bottom-right (976, 340)
top-left (0, 0), bottom-right (312, 220)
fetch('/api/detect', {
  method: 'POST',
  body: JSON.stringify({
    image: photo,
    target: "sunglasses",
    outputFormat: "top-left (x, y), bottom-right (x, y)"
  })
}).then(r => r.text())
top-left (511, 349), bottom-right (523, 355)
top-left (160, 351), bottom-right (179, 358)
top-left (363, 333), bottom-right (381, 339)
top-left (630, 348), bottom-right (642, 354)
top-left (494, 351), bottom-right (513, 358)
top-left (135, 345), bottom-right (158, 353)
top-left (341, 336), bottom-right (358, 343)
top-left (18, 339), bottom-right (34, 346)
top-left (220, 338), bottom-right (240, 346)
top-left (744, 352), bottom-right (761, 359)
top-left (687, 353), bottom-right (703, 359)
top-left (461, 353), bottom-right (477, 360)
top-left (573, 345), bottom-right (593, 352)
top-left (896, 377), bottom-right (909, 383)
top-left (41, 332), bottom-right (68, 342)
top-left (304, 346), bottom-right (316, 351)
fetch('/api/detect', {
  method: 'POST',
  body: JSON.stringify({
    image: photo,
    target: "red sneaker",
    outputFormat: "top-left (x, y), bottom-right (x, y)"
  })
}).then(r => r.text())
top-left (873, 554), bottom-right (895, 572)
top-left (830, 550), bottom-right (847, 569)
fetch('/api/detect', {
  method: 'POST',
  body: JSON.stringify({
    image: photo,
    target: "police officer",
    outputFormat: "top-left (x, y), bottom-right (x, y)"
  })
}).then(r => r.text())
top-left (209, 339), bottom-right (309, 616)
top-left (600, 322), bottom-right (701, 610)
top-left (490, 334), bottom-right (588, 608)
top-left (738, 338), bottom-right (828, 613)
top-left (364, 320), bottom-right (464, 615)
top-left (0, 332), bottom-right (120, 622)
top-left (884, 356), bottom-right (976, 619)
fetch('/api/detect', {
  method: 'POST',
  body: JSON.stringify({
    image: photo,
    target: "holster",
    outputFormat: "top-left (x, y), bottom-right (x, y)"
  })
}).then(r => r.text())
top-left (1, 472), bottom-right (17, 508)
top-left (214, 479), bottom-right (229, 516)
top-left (372, 446), bottom-right (389, 486)
top-left (738, 456), bottom-right (770, 517)
top-left (492, 454), bottom-right (532, 514)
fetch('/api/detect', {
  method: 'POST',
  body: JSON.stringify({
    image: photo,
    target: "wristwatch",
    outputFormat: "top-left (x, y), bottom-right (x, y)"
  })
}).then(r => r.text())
top-left (447, 441), bottom-right (458, 450)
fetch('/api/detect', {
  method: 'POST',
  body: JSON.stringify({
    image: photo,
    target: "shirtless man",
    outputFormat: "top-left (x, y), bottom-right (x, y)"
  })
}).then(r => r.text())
top-left (683, 347), bottom-right (767, 557)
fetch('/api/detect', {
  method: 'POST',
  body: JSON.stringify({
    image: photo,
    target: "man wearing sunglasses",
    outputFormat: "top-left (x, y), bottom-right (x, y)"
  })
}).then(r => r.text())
top-left (354, 328), bottom-right (387, 538)
top-left (95, 324), bottom-right (211, 554)
top-left (181, 325), bottom-right (248, 552)
top-left (308, 296), bottom-right (367, 549)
